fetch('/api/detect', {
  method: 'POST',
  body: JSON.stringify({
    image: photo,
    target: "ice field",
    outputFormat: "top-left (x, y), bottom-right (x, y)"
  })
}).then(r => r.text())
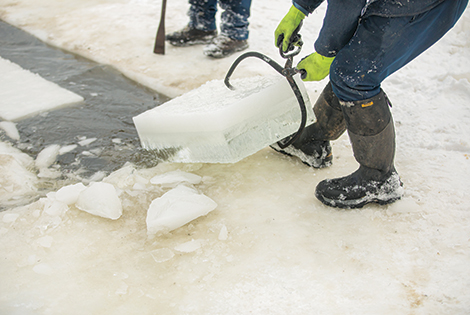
top-left (0, 0), bottom-right (470, 314)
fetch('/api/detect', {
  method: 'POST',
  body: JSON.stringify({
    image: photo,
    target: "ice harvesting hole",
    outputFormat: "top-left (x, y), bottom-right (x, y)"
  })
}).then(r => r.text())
top-left (0, 21), bottom-right (170, 183)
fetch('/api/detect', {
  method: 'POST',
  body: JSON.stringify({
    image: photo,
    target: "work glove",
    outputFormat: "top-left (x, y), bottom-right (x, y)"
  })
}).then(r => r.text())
top-left (275, 5), bottom-right (305, 53)
top-left (297, 52), bottom-right (335, 81)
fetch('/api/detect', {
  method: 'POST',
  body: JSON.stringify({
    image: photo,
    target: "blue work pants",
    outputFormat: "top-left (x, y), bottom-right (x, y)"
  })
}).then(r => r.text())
top-left (188, 0), bottom-right (251, 40)
top-left (330, 0), bottom-right (468, 101)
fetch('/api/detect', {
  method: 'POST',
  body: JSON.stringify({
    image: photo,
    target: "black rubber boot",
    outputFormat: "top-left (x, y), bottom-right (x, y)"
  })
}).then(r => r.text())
top-left (271, 82), bottom-right (346, 168)
top-left (166, 25), bottom-right (217, 47)
top-left (315, 90), bottom-right (404, 209)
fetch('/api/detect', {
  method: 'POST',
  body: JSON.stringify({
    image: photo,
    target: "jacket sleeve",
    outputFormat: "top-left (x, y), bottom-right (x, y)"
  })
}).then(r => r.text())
top-left (293, 0), bottom-right (325, 15)
top-left (311, 0), bottom-right (368, 57)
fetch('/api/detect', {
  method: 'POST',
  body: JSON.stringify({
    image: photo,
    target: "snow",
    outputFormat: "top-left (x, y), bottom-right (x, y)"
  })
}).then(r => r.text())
top-left (0, 0), bottom-right (469, 314)
top-left (0, 57), bottom-right (83, 121)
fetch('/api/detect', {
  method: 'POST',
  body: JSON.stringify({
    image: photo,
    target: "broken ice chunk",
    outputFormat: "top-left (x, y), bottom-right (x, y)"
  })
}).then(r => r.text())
top-left (146, 185), bottom-right (217, 234)
top-left (76, 182), bottom-right (122, 220)
top-left (174, 239), bottom-right (203, 253)
top-left (55, 183), bottom-right (86, 205)
top-left (35, 144), bottom-right (60, 169)
top-left (149, 170), bottom-right (202, 187)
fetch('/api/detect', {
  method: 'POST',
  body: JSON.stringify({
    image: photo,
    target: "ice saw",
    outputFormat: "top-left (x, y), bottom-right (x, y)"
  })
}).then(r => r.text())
top-left (133, 23), bottom-right (317, 163)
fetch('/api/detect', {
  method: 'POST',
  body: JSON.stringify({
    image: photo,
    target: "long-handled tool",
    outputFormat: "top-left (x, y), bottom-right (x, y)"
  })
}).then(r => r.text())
top-left (224, 22), bottom-right (306, 149)
top-left (153, 0), bottom-right (167, 54)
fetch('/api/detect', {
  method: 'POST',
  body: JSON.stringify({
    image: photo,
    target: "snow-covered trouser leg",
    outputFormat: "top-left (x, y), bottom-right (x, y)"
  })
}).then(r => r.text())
top-left (315, 90), bottom-right (404, 209)
top-left (270, 82), bottom-right (346, 168)
top-left (219, 0), bottom-right (251, 40)
top-left (188, 0), bottom-right (218, 31)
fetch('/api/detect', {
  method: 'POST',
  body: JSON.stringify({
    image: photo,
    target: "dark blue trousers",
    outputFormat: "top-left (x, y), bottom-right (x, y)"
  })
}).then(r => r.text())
top-left (330, 0), bottom-right (468, 101)
top-left (188, 0), bottom-right (251, 40)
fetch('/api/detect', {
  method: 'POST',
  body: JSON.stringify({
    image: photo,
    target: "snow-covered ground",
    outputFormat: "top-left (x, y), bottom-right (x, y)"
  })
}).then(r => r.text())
top-left (0, 0), bottom-right (470, 314)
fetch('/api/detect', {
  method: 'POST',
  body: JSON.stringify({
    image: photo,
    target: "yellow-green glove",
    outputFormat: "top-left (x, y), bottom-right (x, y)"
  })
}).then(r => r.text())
top-left (297, 52), bottom-right (335, 81)
top-left (275, 5), bottom-right (306, 53)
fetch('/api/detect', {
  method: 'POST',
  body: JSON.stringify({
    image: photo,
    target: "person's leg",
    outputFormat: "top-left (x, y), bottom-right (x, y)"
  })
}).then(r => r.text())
top-left (270, 82), bottom-right (346, 168)
top-left (166, 0), bottom-right (218, 46)
top-left (203, 0), bottom-right (251, 58)
top-left (317, 0), bottom-right (468, 208)
top-left (219, 0), bottom-right (251, 40)
top-left (188, 0), bottom-right (218, 31)
top-left (330, 0), bottom-right (469, 101)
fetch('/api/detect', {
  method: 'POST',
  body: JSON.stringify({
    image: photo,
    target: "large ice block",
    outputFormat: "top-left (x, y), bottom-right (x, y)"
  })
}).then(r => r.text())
top-left (133, 75), bottom-right (316, 163)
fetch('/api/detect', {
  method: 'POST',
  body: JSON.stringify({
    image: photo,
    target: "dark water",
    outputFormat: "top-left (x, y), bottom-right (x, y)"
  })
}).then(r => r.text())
top-left (0, 20), bottom-right (170, 179)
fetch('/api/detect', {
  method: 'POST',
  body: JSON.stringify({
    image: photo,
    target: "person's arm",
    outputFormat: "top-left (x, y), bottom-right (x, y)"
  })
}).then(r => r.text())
top-left (314, 0), bottom-right (367, 57)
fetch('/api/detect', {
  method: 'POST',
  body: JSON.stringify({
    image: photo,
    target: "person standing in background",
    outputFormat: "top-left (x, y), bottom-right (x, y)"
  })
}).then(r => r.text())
top-left (166, 0), bottom-right (252, 58)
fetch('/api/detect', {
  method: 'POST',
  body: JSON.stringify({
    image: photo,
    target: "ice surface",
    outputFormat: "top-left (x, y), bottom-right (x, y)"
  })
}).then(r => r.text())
top-left (149, 169), bottom-right (202, 186)
top-left (76, 182), bottom-right (122, 220)
top-left (0, 57), bottom-right (84, 121)
top-left (146, 184), bottom-right (218, 234)
top-left (133, 75), bottom-right (317, 163)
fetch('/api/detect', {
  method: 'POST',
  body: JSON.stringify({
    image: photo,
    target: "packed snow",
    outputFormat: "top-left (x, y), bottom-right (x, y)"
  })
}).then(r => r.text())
top-left (0, 0), bottom-right (469, 314)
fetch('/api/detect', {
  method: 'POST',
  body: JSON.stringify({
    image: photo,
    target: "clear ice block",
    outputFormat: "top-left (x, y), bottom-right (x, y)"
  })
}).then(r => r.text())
top-left (132, 75), bottom-right (317, 163)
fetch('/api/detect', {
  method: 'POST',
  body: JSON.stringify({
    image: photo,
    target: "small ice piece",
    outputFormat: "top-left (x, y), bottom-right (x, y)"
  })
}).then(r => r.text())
top-left (150, 248), bottom-right (175, 263)
top-left (37, 235), bottom-right (54, 248)
top-left (59, 144), bottom-right (77, 155)
top-left (2, 212), bottom-right (19, 223)
top-left (146, 185), bottom-right (217, 234)
top-left (133, 75), bottom-right (317, 163)
top-left (35, 144), bottom-right (61, 169)
top-left (0, 121), bottom-right (20, 140)
top-left (76, 182), bottom-right (122, 220)
top-left (55, 183), bottom-right (87, 205)
top-left (78, 137), bottom-right (97, 146)
top-left (174, 239), bottom-right (203, 253)
top-left (150, 170), bottom-right (202, 186)
top-left (33, 263), bottom-right (54, 275)
top-left (218, 224), bottom-right (228, 241)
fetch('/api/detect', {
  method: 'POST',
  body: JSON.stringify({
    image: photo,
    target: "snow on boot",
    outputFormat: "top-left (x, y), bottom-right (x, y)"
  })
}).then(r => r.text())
top-left (166, 25), bottom-right (217, 47)
top-left (270, 82), bottom-right (346, 168)
top-left (203, 35), bottom-right (248, 58)
top-left (315, 90), bottom-right (404, 209)
top-left (315, 165), bottom-right (404, 208)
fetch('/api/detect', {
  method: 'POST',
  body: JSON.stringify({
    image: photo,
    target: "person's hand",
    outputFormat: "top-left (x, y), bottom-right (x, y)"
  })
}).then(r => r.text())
top-left (297, 52), bottom-right (335, 81)
top-left (275, 5), bottom-right (305, 53)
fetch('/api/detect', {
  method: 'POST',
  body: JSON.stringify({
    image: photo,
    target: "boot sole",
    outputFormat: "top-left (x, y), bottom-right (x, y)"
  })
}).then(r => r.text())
top-left (315, 191), bottom-right (403, 209)
top-left (270, 144), bottom-right (332, 169)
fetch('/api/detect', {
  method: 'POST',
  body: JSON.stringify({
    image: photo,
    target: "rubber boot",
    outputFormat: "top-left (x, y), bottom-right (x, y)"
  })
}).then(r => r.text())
top-left (315, 90), bottom-right (404, 209)
top-left (271, 82), bottom-right (347, 168)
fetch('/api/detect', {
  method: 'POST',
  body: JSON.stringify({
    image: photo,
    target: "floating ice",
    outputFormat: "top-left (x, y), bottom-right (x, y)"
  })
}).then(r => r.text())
top-left (35, 144), bottom-right (60, 169)
top-left (133, 75), bottom-right (316, 163)
top-left (146, 185), bottom-right (217, 234)
top-left (0, 57), bottom-right (84, 121)
top-left (76, 182), bottom-right (122, 220)
top-left (59, 144), bottom-right (78, 155)
top-left (149, 170), bottom-right (202, 186)
top-left (0, 121), bottom-right (20, 140)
